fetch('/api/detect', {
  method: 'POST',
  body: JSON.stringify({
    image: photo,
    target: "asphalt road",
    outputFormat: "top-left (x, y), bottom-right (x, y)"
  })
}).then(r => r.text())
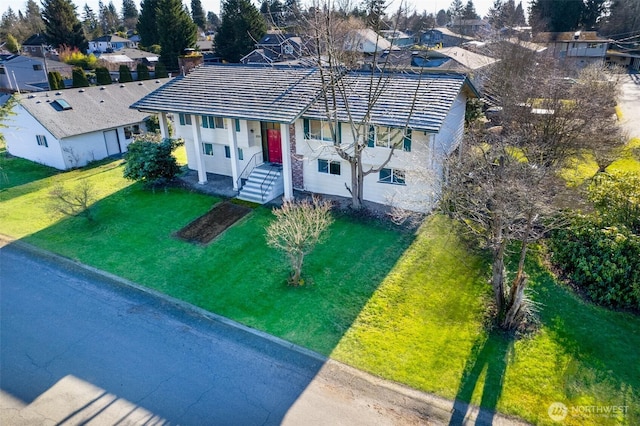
top-left (0, 242), bottom-right (467, 425)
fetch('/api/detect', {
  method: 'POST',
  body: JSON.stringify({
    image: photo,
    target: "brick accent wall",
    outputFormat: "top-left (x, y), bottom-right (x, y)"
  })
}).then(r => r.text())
top-left (290, 124), bottom-right (304, 189)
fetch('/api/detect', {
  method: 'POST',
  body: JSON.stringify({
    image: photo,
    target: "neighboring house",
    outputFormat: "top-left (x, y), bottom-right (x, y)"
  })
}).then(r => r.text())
top-left (420, 28), bottom-right (474, 47)
top-left (0, 54), bottom-right (72, 92)
top-left (88, 35), bottom-right (134, 54)
top-left (131, 64), bottom-right (477, 212)
top-left (344, 29), bottom-right (394, 53)
top-left (606, 49), bottom-right (640, 71)
top-left (21, 33), bottom-right (49, 57)
top-left (374, 46), bottom-right (497, 72)
top-left (241, 33), bottom-right (307, 64)
top-left (5, 79), bottom-right (169, 169)
top-left (380, 30), bottom-right (415, 48)
top-left (532, 31), bottom-right (610, 67)
top-left (449, 19), bottom-right (491, 36)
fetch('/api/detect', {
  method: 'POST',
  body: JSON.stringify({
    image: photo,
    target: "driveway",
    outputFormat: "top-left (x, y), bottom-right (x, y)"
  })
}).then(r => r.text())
top-left (618, 72), bottom-right (640, 140)
top-left (2, 241), bottom-right (505, 426)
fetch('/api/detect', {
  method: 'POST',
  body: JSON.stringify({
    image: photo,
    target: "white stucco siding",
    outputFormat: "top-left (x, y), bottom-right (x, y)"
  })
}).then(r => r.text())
top-left (59, 132), bottom-right (111, 168)
top-left (5, 105), bottom-right (67, 169)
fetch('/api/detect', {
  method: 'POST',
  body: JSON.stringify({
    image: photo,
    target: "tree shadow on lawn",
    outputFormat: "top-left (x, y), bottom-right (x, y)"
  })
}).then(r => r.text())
top-left (11, 184), bottom-right (423, 423)
top-left (449, 331), bottom-right (514, 426)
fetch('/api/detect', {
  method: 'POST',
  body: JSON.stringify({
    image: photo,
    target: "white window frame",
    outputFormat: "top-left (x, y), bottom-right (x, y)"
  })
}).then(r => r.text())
top-left (202, 142), bottom-right (214, 156)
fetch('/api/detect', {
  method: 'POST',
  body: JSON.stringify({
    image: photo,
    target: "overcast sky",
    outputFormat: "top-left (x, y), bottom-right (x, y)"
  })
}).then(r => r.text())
top-left (4, 0), bottom-right (530, 25)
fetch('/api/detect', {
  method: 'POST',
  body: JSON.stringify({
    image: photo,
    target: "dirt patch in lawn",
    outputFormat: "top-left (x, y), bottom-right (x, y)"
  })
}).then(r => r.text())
top-left (175, 201), bottom-right (252, 245)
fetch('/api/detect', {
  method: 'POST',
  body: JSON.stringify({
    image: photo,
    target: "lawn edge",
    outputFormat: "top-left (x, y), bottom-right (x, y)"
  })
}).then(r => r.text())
top-left (0, 233), bottom-right (531, 426)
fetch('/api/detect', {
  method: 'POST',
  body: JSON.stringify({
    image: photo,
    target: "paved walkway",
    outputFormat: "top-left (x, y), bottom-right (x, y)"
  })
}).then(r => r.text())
top-left (0, 238), bottom-right (527, 425)
top-left (618, 72), bottom-right (640, 140)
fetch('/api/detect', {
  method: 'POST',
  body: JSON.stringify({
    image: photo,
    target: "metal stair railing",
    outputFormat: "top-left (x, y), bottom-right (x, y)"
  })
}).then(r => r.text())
top-left (259, 165), bottom-right (282, 201)
top-left (236, 151), bottom-right (263, 190)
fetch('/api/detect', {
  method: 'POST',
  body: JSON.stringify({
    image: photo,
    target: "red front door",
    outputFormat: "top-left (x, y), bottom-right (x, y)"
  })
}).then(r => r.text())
top-left (267, 129), bottom-right (282, 164)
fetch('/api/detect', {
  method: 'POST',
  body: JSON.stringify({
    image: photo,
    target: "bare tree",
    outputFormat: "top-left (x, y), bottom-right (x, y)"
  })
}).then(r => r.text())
top-left (266, 196), bottom-right (334, 286)
top-left (47, 180), bottom-right (96, 221)
top-left (442, 44), bottom-right (624, 330)
top-left (304, 0), bottom-right (425, 210)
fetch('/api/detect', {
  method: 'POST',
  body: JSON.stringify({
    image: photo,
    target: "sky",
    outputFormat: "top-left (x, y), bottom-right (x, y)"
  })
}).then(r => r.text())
top-left (3, 0), bottom-right (530, 23)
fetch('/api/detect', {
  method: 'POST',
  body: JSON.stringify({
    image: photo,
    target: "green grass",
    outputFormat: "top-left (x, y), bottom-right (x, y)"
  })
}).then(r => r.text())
top-left (332, 222), bottom-right (640, 425)
top-left (1, 152), bottom-right (638, 425)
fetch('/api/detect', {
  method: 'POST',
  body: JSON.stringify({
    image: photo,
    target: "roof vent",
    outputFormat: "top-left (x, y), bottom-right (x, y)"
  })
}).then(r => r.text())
top-left (100, 100), bottom-right (105, 103)
top-left (120, 84), bottom-right (125, 87)
top-left (155, 80), bottom-right (160, 83)
top-left (138, 82), bottom-right (143, 85)
top-left (79, 89), bottom-right (85, 92)
top-left (28, 94), bottom-right (36, 99)
top-left (100, 86), bottom-right (106, 90)
top-left (36, 100), bottom-right (41, 103)
top-left (55, 92), bottom-right (62, 95)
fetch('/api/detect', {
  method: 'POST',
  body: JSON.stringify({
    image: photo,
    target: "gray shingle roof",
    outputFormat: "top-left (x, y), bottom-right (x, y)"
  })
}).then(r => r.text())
top-left (18, 79), bottom-right (170, 139)
top-left (131, 65), bottom-right (325, 124)
top-left (303, 72), bottom-right (471, 132)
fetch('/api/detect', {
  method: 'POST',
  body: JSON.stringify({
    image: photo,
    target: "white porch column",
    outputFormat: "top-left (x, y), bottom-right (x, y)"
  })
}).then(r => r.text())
top-left (280, 122), bottom-right (294, 201)
top-left (158, 112), bottom-right (169, 139)
top-left (226, 118), bottom-right (240, 191)
top-left (191, 115), bottom-right (207, 184)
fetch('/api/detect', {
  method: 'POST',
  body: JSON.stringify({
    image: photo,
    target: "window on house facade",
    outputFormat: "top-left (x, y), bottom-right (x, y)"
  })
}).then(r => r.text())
top-left (124, 124), bottom-right (140, 139)
top-left (235, 119), bottom-right (241, 132)
top-left (201, 115), bottom-right (226, 129)
top-left (318, 159), bottom-right (341, 175)
top-left (36, 135), bottom-right (48, 147)
top-left (304, 119), bottom-right (338, 143)
top-left (202, 142), bottom-right (214, 156)
top-left (179, 113), bottom-right (192, 126)
top-left (367, 125), bottom-right (411, 151)
top-left (379, 168), bottom-right (405, 185)
top-left (224, 146), bottom-right (244, 160)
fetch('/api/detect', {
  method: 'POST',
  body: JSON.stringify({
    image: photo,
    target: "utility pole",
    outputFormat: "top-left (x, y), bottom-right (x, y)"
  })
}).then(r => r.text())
top-left (42, 44), bottom-right (51, 90)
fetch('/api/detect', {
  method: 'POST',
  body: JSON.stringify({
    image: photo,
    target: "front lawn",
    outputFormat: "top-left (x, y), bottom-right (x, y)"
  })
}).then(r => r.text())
top-left (1, 153), bottom-right (638, 425)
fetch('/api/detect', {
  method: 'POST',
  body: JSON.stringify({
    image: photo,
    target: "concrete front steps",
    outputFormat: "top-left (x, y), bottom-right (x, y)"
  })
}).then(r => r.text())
top-left (237, 163), bottom-right (284, 204)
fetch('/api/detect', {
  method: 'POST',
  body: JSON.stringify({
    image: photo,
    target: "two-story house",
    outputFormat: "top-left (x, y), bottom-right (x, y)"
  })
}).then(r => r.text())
top-left (532, 31), bottom-right (610, 67)
top-left (131, 64), bottom-right (477, 212)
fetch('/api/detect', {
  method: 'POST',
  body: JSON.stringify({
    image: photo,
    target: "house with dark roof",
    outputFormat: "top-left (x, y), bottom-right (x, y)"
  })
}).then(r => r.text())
top-left (5, 79), bottom-right (169, 169)
top-left (88, 35), bottom-right (135, 54)
top-left (21, 34), bottom-right (49, 57)
top-left (532, 31), bottom-right (610, 67)
top-left (131, 64), bottom-right (477, 211)
top-left (240, 33), bottom-right (307, 64)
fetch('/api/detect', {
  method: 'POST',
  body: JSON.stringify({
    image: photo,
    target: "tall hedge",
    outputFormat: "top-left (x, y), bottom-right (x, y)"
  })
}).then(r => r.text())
top-left (136, 63), bottom-right (151, 80)
top-left (71, 67), bottom-right (90, 88)
top-left (47, 71), bottom-right (65, 90)
top-left (95, 67), bottom-right (113, 85)
top-left (119, 65), bottom-right (134, 83)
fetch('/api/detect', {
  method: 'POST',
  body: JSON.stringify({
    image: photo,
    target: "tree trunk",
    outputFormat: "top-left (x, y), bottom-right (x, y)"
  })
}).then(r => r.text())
top-left (492, 239), bottom-right (507, 315)
top-left (350, 162), bottom-right (361, 209)
top-left (289, 252), bottom-right (304, 286)
top-left (502, 273), bottom-right (527, 329)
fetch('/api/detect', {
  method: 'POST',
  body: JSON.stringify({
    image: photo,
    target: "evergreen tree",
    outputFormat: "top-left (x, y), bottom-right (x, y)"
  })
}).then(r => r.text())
top-left (156, 0), bottom-right (197, 71)
top-left (136, 63), bottom-right (151, 80)
top-left (25, 0), bottom-right (45, 34)
top-left (122, 0), bottom-right (139, 29)
top-left (83, 4), bottom-right (101, 39)
top-left (600, 0), bottom-right (640, 37)
top-left (137, 0), bottom-right (160, 47)
top-left (95, 66), bottom-right (112, 84)
top-left (514, 2), bottom-right (526, 26)
top-left (436, 9), bottom-right (448, 26)
top-left (462, 0), bottom-right (479, 20)
top-left (206, 11), bottom-right (220, 30)
top-left (581, 0), bottom-right (606, 29)
top-left (529, 0), bottom-right (583, 32)
top-left (72, 67), bottom-right (90, 87)
top-left (191, 0), bottom-right (206, 29)
top-left (119, 64), bottom-right (133, 82)
top-left (42, 0), bottom-right (89, 52)
top-left (154, 61), bottom-right (168, 77)
top-left (448, 0), bottom-right (464, 23)
top-left (215, 0), bottom-right (266, 63)
top-left (487, 0), bottom-right (504, 27)
top-left (48, 71), bottom-right (65, 89)
top-left (100, 1), bottom-right (120, 34)
top-left (502, 0), bottom-right (517, 27)
top-left (0, 8), bottom-right (19, 39)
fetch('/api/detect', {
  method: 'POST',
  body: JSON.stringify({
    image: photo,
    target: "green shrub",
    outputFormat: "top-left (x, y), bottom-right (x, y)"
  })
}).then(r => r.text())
top-left (71, 67), bottom-right (90, 88)
top-left (95, 67), bottom-right (112, 85)
top-left (123, 135), bottom-right (183, 186)
top-left (145, 114), bottom-right (173, 136)
top-left (119, 65), bottom-right (134, 83)
top-left (588, 172), bottom-right (640, 233)
top-left (136, 63), bottom-right (151, 80)
top-left (549, 216), bottom-right (640, 310)
top-left (47, 71), bottom-right (65, 90)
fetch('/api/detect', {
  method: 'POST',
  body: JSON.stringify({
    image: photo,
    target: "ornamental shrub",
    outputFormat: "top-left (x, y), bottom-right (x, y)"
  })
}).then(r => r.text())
top-left (95, 67), bottom-right (113, 85)
top-left (119, 65), bottom-right (134, 83)
top-left (549, 215), bottom-right (640, 310)
top-left (71, 67), bottom-right (90, 88)
top-left (123, 135), bottom-right (183, 187)
top-left (136, 63), bottom-right (151, 80)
